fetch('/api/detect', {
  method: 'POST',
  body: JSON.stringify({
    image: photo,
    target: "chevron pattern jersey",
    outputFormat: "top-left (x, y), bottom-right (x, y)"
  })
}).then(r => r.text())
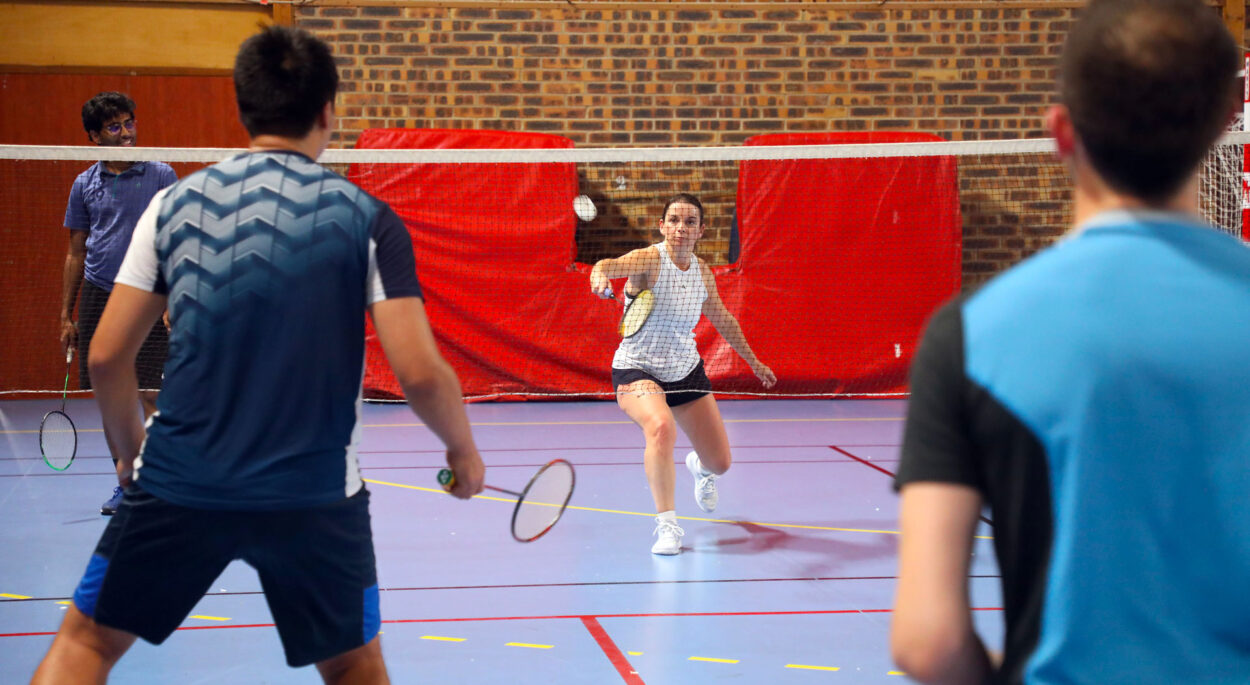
top-left (114, 150), bottom-right (422, 510)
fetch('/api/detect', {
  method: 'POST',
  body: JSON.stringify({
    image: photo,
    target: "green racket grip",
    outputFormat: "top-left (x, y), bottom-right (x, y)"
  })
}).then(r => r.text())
top-left (437, 468), bottom-right (455, 491)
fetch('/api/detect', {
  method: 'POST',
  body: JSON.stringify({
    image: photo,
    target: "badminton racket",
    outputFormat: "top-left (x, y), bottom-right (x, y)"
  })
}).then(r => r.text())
top-left (600, 286), bottom-right (655, 338)
top-left (39, 349), bottom-right (78, 471)
top-left (438, 458), bottom-right (575, 542)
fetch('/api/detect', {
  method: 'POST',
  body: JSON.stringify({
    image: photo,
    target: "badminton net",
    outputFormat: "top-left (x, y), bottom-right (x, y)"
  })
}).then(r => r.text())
top-left (2, 132), bottom-right (1246, 400)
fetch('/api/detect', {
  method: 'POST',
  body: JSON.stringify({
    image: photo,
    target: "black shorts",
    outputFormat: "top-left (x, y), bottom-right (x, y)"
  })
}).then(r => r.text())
top-left (612, 360), bottom-right (712, 407)
top-left (77, 279), bottom-right (168, 391)
top-left (72, 485), bottom-right (380, 667)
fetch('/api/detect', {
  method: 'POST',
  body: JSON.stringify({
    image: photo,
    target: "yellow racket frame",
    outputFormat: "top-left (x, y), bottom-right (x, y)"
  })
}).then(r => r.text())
top-left (618, 289), bottom-right (654, 338)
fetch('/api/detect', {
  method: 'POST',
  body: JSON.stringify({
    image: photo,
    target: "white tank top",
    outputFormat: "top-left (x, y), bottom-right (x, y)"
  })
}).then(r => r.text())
top-left (611, 241), bottom-right (708, 382)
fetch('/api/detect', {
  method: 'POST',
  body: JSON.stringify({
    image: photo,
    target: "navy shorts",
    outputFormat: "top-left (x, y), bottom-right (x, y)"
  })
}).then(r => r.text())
top-left (72, 485), bottom-right (380, 667)
top-left (78, 279), bottom-right (168, 390)
top-left (612, 360), bottom-right (712, 407)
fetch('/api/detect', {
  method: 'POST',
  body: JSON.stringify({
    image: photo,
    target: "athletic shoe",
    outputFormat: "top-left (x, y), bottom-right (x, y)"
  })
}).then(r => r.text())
top-left (101, 486), bottom-right (123, 516)
top-left (685, 450), bottom-right (719, 512)
top-left (651, 517), bottom-right (685, 555)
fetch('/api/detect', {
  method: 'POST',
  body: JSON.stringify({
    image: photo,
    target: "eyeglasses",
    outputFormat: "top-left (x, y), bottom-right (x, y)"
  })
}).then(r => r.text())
top-left (103, 119), bottom-right (136, 135)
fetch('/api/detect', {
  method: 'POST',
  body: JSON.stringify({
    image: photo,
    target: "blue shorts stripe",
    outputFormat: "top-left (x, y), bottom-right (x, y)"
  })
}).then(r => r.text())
top-left (362, 584), bottom-right (380, 644)
top-left (73, 553), bottom-right (110, 617)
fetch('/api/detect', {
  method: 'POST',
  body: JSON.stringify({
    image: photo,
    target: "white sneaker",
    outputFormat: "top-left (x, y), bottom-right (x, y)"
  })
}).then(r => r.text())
top-left (651, 517), bottom-right (685, 555)
top-left (686, 451), bottom-right (719, 512)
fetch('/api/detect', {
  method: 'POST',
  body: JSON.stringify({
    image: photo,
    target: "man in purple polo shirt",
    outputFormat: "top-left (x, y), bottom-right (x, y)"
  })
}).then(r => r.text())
top-left (58, 92), bottom-right (177, 515)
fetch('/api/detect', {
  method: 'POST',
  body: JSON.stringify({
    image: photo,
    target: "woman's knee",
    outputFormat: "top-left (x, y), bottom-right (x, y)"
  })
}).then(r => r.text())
top-left (640, 413), bottom-right (677, 448)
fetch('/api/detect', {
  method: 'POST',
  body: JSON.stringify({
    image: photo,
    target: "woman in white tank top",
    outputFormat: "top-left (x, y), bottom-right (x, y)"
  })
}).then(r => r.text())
top-left (589, 194), bottom-right (776, 556)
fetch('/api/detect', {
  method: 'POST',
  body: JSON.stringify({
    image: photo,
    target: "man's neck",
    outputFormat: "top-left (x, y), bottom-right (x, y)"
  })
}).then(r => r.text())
top-left (1070, 164), bottom-right (1200, 229)
top-left (248, 133), bottom-right (325, 160)
top-left (102, 160), bottom-right (135, 175)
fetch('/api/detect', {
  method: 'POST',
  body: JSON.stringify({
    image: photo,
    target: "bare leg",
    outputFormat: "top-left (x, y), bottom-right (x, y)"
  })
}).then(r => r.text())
top-left (30, 605), bottom-right (136, 685)
top-left (673, 394), bottom-right (732, 475)
top-left (139, 391), bottom-right (158, 421)
top-left (316, 635), bottom-right (390, 685)
top-left (616, 380), bottom-right (678, 513)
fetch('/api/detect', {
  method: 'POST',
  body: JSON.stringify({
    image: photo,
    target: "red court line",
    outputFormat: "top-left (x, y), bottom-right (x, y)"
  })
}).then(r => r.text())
top-left (0, 607), bottom-right (1004, 638)
top-left (831, 445), bottom-right (995, 527)
top-left (829, 444), bottom-right (898, 478)
top-left (581, 616), bottom-right (645, 685)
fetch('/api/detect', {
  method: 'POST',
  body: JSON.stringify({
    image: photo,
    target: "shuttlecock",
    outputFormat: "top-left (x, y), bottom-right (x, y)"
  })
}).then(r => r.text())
top-left (573, 195), bottom-right (597, 221)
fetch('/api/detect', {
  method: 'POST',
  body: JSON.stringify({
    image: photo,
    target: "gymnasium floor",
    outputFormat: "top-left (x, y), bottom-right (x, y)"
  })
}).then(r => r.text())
top-left (0, 398), bottom-right (1003, 683)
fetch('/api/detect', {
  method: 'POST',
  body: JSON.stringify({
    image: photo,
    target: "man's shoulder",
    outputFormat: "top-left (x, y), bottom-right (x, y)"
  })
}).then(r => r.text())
top-left (146, 161), bottom-right (177, 176)
top-left (164, 153), bottom-right (385, 218)
top-left (72, 162), bottom-right (101, 186)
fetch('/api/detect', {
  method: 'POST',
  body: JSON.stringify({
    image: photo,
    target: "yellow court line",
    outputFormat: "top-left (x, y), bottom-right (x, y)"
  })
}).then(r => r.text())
top-left (56, 600), bottom-right (71, 605)
top-left (786, 664), bottom-right (841, 671)
top-left (0, 593), bottom-right (31, 599)
top-left (365, 477), bottom-right (1000, 540)
top-left (506, 642), bottom-right (553, 649)
top-left (627, 651), bottom-right (643, 656)
top-left (888, 671), bottom-right (908, 676)
top-left (689, 656), bottom-right (740, 664)
top-left (189, 615), bottom-right (230, 621)
top-left (421, 635), bottom-right (466, 642)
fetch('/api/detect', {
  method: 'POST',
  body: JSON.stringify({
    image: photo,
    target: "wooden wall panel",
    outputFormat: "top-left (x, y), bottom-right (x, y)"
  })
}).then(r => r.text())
top-left (0, 2), bottom-right (270, 71)
top-left (0, 73), bottom-right (246, 146)
top-left (0, 72), bottom-right (243, 397)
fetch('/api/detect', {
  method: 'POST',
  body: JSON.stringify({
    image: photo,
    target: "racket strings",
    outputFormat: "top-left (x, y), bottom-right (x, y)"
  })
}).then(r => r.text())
top-left (512, 460), bottom-right (575, 542)
top-left (39, 411), bottom-right (77, 470)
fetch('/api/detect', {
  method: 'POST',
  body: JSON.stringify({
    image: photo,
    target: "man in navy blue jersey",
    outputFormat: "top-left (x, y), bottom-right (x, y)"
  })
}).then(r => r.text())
top-left (32, 26), bottom-right (484, 684)
top-left (890, 1), bottom-right (1247, 684)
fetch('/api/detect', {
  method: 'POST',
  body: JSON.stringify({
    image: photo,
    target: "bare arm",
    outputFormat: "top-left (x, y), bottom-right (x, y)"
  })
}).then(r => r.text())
top-left (891, 482), bottom-right (992, 684)
top-left (88, 284), bottom-right (167, 485)
top-left (370, 296), bottom-right (484, 499)
top-left (59, 230), bottom-right (88, 357)
top-left (589, 246), bottom-right (660, 298)
top-left (698, 262), bottom-right (775, 387)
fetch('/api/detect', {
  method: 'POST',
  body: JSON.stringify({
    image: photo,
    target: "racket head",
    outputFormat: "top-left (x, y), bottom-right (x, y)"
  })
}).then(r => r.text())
top-left (618, 289), bottom-right (655, 338)
top-left (39, 410), bottom-right (77, 471)
top-left (510, 458), bottom-right (576, 542)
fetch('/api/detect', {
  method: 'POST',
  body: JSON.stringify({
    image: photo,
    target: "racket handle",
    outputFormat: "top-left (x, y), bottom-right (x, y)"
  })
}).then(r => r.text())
top-left (66, 348), bottom-right (74, 364)
top-left (437, 467), bottom-right (455, 491)
top-left (599, 286), bottom-right (614, 300)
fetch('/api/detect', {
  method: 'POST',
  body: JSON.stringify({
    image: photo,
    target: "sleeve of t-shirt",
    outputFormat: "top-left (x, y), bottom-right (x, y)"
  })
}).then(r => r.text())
top-left (366, 203), bottom-right (422, 304)
top-left (157, 163), bottom-right (178, 189)
top-left (114, 187), bottom-right (171, 295)
top-left (894, 297), bottom-right (982, 491)
top-left (64, 174), bottom-right (89, 231)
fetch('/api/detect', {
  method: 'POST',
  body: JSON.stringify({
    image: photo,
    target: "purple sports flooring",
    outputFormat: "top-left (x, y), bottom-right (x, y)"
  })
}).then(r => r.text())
top-left (0, 398), bottom-right (1003, 683)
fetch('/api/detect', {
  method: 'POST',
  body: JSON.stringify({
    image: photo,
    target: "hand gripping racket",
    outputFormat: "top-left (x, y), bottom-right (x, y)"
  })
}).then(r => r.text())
top-left (39, 349), bottom-right (78, 471)
top-left (438, 459), bottom-right (576, 543)
top-left (601, 286), bottom-right (654, 338)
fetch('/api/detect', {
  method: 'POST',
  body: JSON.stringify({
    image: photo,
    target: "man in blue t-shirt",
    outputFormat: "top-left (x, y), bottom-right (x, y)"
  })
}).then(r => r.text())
top-left (59, 91), bottom-right (178, 515)
top-left (31, 27), bottom-right (486, 685)
top-left (890, 1), bottom-right (1248, 684)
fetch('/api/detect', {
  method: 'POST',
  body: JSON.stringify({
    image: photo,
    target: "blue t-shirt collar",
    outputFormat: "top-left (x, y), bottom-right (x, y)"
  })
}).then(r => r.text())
top-left (1077, 208), bottom-right (1205, 234)
top-left (95, 160), bottom-right (147, 178)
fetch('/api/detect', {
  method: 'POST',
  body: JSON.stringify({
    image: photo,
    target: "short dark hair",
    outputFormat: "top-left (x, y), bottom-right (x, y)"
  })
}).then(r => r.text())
top-left (662, 193), bottom-right (705, 224)
top-left (1061, 0), bottom-right (1239, 203)
top-left (81, 92), bottom-right (135, 137)
top-left (233, 25), bottom-right (339, 138)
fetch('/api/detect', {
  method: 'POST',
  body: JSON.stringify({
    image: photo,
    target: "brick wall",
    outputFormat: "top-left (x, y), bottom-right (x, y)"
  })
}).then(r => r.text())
top-left (296, 2), bottom-right (1235, 289)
